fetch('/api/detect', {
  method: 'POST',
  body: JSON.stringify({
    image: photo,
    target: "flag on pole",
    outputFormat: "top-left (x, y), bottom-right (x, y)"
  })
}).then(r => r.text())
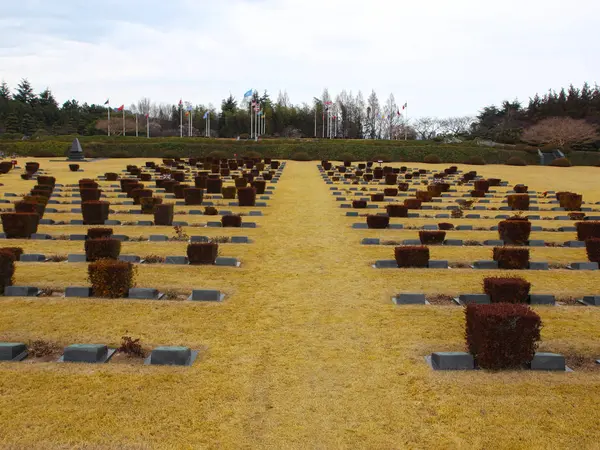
top-left (104, 99), bottom-right (109, 105)
top-left (145, 113), bottom-right (149, 118)
top-left (185, 111), bottom-right (189, 116)
top-left (178, 99), bottom-right (183, 107)
top-left (117, 105), bottom-right (124, 112)
top-left (402, 102), bottom-right (407, 110)
top-left (186, 105), bottom-right (193, 112)
top-left (243, 89), bottom-right (253, 98)
top-left (203, 111), bottom-right (209, 119)
top-left (397, 110), bottom-right (401, 116)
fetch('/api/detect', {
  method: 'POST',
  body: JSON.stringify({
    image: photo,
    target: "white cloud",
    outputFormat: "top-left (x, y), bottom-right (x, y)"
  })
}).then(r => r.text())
top-left (0, 0), bottom-right (599, 117)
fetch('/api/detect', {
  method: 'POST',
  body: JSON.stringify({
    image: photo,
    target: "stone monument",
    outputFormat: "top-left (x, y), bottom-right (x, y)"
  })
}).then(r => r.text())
top-left (67, 138), bottom-right (85, 161)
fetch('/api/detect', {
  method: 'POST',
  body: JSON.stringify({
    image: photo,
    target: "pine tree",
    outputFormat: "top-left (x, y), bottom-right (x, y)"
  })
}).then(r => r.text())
top-left (0, 81), bottom-right (10, 100)
top-left (21, 113), bottom-right (36, 135)
top-left (5, 113), bottom-right (19, 133)
top-left (14, 79), bottom-right (35, 104)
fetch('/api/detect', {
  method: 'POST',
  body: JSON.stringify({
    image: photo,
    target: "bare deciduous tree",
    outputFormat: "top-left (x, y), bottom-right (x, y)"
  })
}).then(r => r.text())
top-left (439, 116), bottom-right (475, 136)
top-left (522, 117), bottom-right (599, 147)
top-left (413, 117), bottom-right (442, 140)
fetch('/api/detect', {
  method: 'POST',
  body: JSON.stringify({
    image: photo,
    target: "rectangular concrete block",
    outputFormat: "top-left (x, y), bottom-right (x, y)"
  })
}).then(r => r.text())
top-left (190, 235), bottom-right (209, 243)
top-left (63, 344), bottom-right (112, 363)
top-left (104, 220), bottom-right (121, 225)
top-left (68, 254), bottom-right (87, 263)
top-left (431, 352), bottom-right (474, 370)
top-left (352, 223), bottom-right (369, 229)
top-left (19, 254), bottom-right (45, 262)
top-left (4, 286), bottom-right (39, 297)
top-left (69, 234), bottom-right (87, 241)
top-left (528, 240), bottom-right (545, 247)
top-left (529, 261), bottom-right (549, 270)
top-left (456, 225), bottom-right (473, 231)
top-left (459, 294), bottom-right (490, 304)
top-left (346, 212), bottom-right (359, 217)
top-left (531, 352), bottom-right (565, 371)
top-left (147, 346), bottom-right (196, 366)
top-left (39, 219), bottom-right (55, 225)
top-left (374, 260), bottom-right (398, 268)
top-left (188, 289), bottom-right (224, 301)
top-left (206, 222), bottom-right (222, 227)
top-left (473, 260), bottom-right (498, 269)
top-left (165, 256), bottom-right (189, 265)
top-left (444, 239), bottom-right (463, 246)
top-left (149, 235), bottom-right (169, 242)
top-left (402, 239), bottom-right (422, 245)
top-left (388, 224), bottom-right (403, 230)
top-left (564, 240), bottom-right (585, 248)
top-left (582, 296), bottom-right (600, 306)
top-left (361, 238), bottom-right (380, 245)
top-left (483, 240), bottom-right (504, 246)
top-left (70, 220), bottom-right (84, 225)
top-left (119, 255), bottom-right (141, 263)
top-left (559, 226), bottom-right (577, 232)
top-left (435, 214), bottom-right (450, 219)
top-left (428, 260), bottom-right (448, 269)
top-left (0, 343), bottom-right (28, 361)
top-left (215, 257), bottom-right (239, 267)
top-left (112, 234), bottom-right (129, 242)
top-left (128, 288), bottom-right (161, 300)
top-left (65, 287), bottom-right (92, 298)
top-left (172, 221), bottom-right (188, 226)
top-left (465, 214), bottom-right (480, 219)
top-left (529, 294), bottom-right (555, 305)
top-left (571, 262), bottom-right (599, 270)
top-left (137, 221), bottom-right (153, 226)
top-left (422, 225), bottom-right (438, 230)
top-left (241, 222), bottom-right (257, 228)
top-left (394, 293), bottom-right (426, 305)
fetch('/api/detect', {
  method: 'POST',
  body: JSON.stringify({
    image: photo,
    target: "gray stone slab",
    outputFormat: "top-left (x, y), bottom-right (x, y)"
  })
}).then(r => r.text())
top-left (149, 235), bottom-right (168, 242)
top-left (422, 225), bottom-right (438, 230)
top-left (529, 294), bottom-right (555, 305)
top-left (456, 225), bottom-right (473, 231)
top-left (531, 353), bottom-right (565, 371)
top-left (68, 254), bottom-right (87, 263)
top-left (31, 234), bottom-right (51, 240)
top-left (39, 219), bottom-right (55, 225)
top-left (531, 226), bottom-right (543, 232)
top-left (0, 343), bottom-right (28, 361)
top-left (428, 260), bottom-right (448, 269)
top-left (444, 239), bottom-right (463, 246)
top-left (145, 346), bottom-right (197, 366)
top-left (465, 214), bottom-right (480, 219)
top-left (137, 221), bottom-right (153, 226)
top-left (393, 293), bottom-right (426, 305)
top-left (483, 240), bottom-right (504, 246)
top-left (65, 287), bottom-right (92, 298)
top-left (4, 286), bottom-right (39, 297)
top-left (388, 224), bottom-right (403, 230)
top-left (582, 296), bottom-right (600, 306)
top-left (403, 239), bottom-right (422, 245)
top-left (119, 255), bottom-right (141, 263)
top-left (585, 216), bottom-right (600, 221)
top-left (207, 222), bottom-right (222, 228)
top-left (215, 257), bottom-right (239, 267)
top-left (554, 216), bottom-right (570, 221)
top-left (71, 208), bottom-right (82, 213)
top-left (62, 344), bottom-right (114, 363)
top-left (172, 221), bottom-right (188, 226)
top-left (362, 238), bottom-right (380, 245)
top-left (45, 208), bottom-right (58, 213)
top-left (529, 261), bottom-right (549, 270)
top-left (188, 289), bottom-right (224, 302)
top-left (458, 294), bottom-right (490, 304)
top-left (255, 202), bottom-right (267, 207)
top-left (473, 260), bottom-right (498, 269)
top-left (165, 256), bottom-right (189, 265)
top-left (190, 235), bottom-right (210, 243)
top-left (570, 262), bottom-right (599, 270)
top-left (551, 207), bottom-right (566, 211)
top-left (241, 222), bottom-right (257, 228)
top-left (352, 223), bottom-right (369, 229)
top-left (528, 240), bottom-right (545, 247)
top-left (346, 212), bottom-right (359, 217)
top-left (112, 234), bottom-right (129, 242)
top-left (104, 220), bottom-right (121, 225)
top-left (526, 215), bottom-right (541, 220)
top-left (564, 240), bottom-right (585, 248)
top-left (70, 220), bottom-right (84, 225)
top-left (189, 210), bottom-right (203, 215)
top-left (495, 215), bottom-right (510, 219)
top-left (559, 227), bottom-right (577, 232)
top-left (430, 352), bottom-right (474, 370)
top-left (231, 236), bottom-right (249, 244)
top-left (374, 260), bottom-right (398, 268)
top-left (19, 254), bottom-right (45, 262)
top-left (435, 214), bottom-right (450, 219)
top-left (128, 288), bottom-right (161, 300)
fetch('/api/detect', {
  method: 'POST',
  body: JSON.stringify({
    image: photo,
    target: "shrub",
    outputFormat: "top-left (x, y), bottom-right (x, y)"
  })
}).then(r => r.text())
top-left (0, 247), bottom-right (23, 261)
top-left (513, 184), bottom-right (528, 193)
top-left (131, 188), bottom-right (152, 205)
top-left (371, 193), bottom-right (384, 202)
top-left (507, 194), bottom-right (530, 211)
top-left (386, 204), bottom-right (408, 217)
top-left (423, 154), bottom-right (441, 164)
top-left (550, 157), bottom-right (571, 167)
top-left (25, 162), bottom-right (40, 173)
top-left (465, 303), bottom-right (541, 369)
top-left (87, 228), bottom-right (113, 240)
top-left (81, 201), bottom-right (109, 225)
top-left (194, 175), bottom-right (208, 189)
top-left (585, 238), bottom-right (600, 264)
top-left (238, 187), bottom-right (256, 207)
top-left (172, 171), bottom-right (185, 182)
top-left (471, 190), bottom-right (486, 198)
top-left (438, 222), bottom-right (454, 231)
top-left (140, 197), bottom-right (162, 214)
top-left (222, 214), bottom-right (242, 227)
top-left (415, 191), bottom-right (433, 202)
top-left (154, 204), bottom-right (174, 226)
top-left (576, 221), bottom-right (600, 241)
top-left (353, 200), bottom-right (367, 209)
top-left (80, 188), bottom-right (101, 202)
top-left (419, 230), bottom-right (446, 245)
top-left (384, 173), bottom-right (398, 185)
top-left (366, 215), bottom-right (389, 229)
top-left (506, 156), bottom-right (527, 166)
top-left (467, 156), bottom-right (486, 165)
top-left (0, 249), bottom-right (16, 294)
top-left (558, 192), bottom-right (582, 210)
top-left (404, 198), bottom-right (422, 209)
top-left (384, 188), bottom-right (398, 196)
top-left (206, 178), bottom-right (223, 194)
top-left (15, 201), bottom-right (44, 218)
top-left (291, 152), bottom-right (311, 161)
top-left (183, 188), bottom-right (204, 205)
top-left (394, 246), bottom-right (429, 268)
top-left (118, 335), bottom-right (145, 357)
top-left (474, 179), bottom-right (489, 192)
top-left (204, 206), bottom-right (218, 215)
top-left (492, 247), bottom-right (530, 269)
top-left (187, 242), bottom-right (218, 265)
top-left (88, 259), bottom-right (136, 298)
top-left (37, 176), bottom-right (56, 187)
top-left (488, 178), bottom-right (501, 187)
top-left (397, 182), bottom-right (409, 192)
top-left (252, 180), bottom-right (266, 194)
top-left (69, 164), bottom-right (80, 172)
top-left (498, 219), bottom-right (531, 245)
top-left (1, 212), bottom-right (39, 238)
top-left (220, 186), bottom-right (236, 200)
top-left (105, 172), bottom-right (119, 181)
top-left (404, 173), bottom-right (413, 180)
top-left (84, 238), bottom-right (121, 261)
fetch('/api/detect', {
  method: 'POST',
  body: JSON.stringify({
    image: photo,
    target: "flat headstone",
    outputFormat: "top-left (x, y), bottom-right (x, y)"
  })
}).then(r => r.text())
top-left (119, 255), bottom-right (141, 263)
top-left (45, 208), bottom-right (58, 213)
top-left (215, 257), bottom-right (239, 267)
top-left (456, 225), bottom-right (473, 231)
top-left (564, 240), bottom-right (585, 248)
top-left (207, 222), bottom-right (222, 228)
top-left (529, 262), bottom-right (549, 270)
top-left (483, 240), bottom-right (504, 246)
top-left (0, 343), bottom-right (28, 361)
top-left (346, 212), bottom-right (359, 217)
top-left (473, 260), bottom-right (498, 269)
top-left (393, 293), bottom-right (426, 305)
top-left (531, 353), bottom-right (565, 371)
top-left (571, 262), bottom-right (598, 270)
top-left (4, 286), bottom-right (39, 297)
top-left (71, 208), bottom-right (82, 213)
top-left (39, 219), bottom-right (55, 225)
top-left (428, 260), bottom-right (448, 269)
top-left (70, 220), bottom-right (84, 225)
top-left (241, 222), bottom-right (257, 228)
top-left (559, 227), bottom-right (577, 232)
top-left (361, 238), bottom-right (380, 245)
top-left (62, 344), bottom-right (114, 363)
top-left (444, 239), bottom-right (463, 246)
top-left (190, 236), bottom-right (210, 243)
top-left (189, 210), bottom-right (203, 215)
top-left (149, 235), bottom-right (168, 242)
top-left (231, 236), bottom-right (249, 244)
top-left (165, 256), bottom-right (189, 265)
top-left (374, 260), bottom-right (398, 269)
top-left (172, 221), bottom-right (188, 227)
top-left (352, 223), bottom-right (369, 229)
top-left (137, 221), bottom-right (153, 226)
top-left (128, 288), bottom-right (161, 300)
top-left (146, 346), bottom-right (197, 366)
top-left (422, 225), bottom-right (438, 230)
top-left (529, 294), bottom-right (555, 305)
top-left (112, 234), bottom-right (129, 242)
top-left (554, 216), bottom-right (570, 221)
top-left (67, 254), bottom-right (87, 263)
top-left (495, 215), bottom-right (510, 219)
top-left (188, 289), bottom-right (224, 302)
top-left (465, 214), bottom-right (480, 219)
top-left (65, 287), bottom-right (92, 298)
top-left (104, 220), bottom-right (121, 225)
top-left (19, 254), bottom-right (45, 262)
top-left (430, 352), bottom-right (474, 370)
top-left (582, 296), bottom-right (600, 306)
top-left (585, 216), bottom-right (600, 221)
top-left (528, 240), bottom-right (545, 247)
top-left (459, 294), bottom-right (490, 305)
top-left (435, 214), bottom-right (450, 219)
top-left (526, 215), bottom-right (541, 220)
top-left (403, 239), bottom-right (422, 245)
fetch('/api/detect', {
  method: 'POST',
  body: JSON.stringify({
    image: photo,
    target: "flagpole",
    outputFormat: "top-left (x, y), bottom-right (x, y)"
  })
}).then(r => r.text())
top-left (107, 105), bottom-right (110, 136)
top-left (147, 115), bottom-right (150, 139)
top-left (180, 103), bottom-right (183, 138)
top-left (122, 109), bottom-right (125, 136)
top-left (250, 102), bottom-right (253, 139)
top-left (404, 103), bottom-right (408, 141)
top-left (314, 104), bottom-right (317, 137)
top-left (135, 114), bottom-right (138, 137)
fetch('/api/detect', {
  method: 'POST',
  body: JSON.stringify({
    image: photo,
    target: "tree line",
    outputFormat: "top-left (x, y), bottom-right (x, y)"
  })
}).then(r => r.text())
top-left (0, 79), bottom-right (599, 149)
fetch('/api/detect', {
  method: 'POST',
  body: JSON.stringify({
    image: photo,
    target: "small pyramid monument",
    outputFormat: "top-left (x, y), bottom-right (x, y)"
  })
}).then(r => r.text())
top-left (67, 138), bottom-right (85, 161)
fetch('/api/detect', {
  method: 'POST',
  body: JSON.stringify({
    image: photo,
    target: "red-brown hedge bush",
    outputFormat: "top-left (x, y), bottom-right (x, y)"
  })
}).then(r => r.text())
top-left (474, 179), bottom-right (490, 192)
top-left (82, 201), bottom-right (109, 225)
top-left (173, 184), bottom-right (189, 199)
top-left (498, 219), bottom-right (531, 245)
top-left (237, 187), bottom-right (256, 206)
top-left (105, 172), bottom-right (119, 181)
top-left (492, 247), bottom-right (530, 269)
top-left (438, 222), bottom-right (454, 230)
top-left (0, 249), bottom-right (16, 294)
top-left (0, 247), bottom-right (23, 261)
top-left (404, 198), bottom-right (422, 209)
top-left (386, 204), bottom-right (408, 217)
top-left (398, 182), bottom-right (409, 191)
top-left (80, 188), bottom-right (101, 202)
top-left (585, 238), bottom-right (600, 263)
top-left (1, 212), bottom-right (39, 238)
top-left (558, 192), bottom-right (582, 211)
top-left (222, 214), bottom-right (242, 227)
top-left (416, 191), bottom-right (433, 202)
top-left (37, 176), bottom-right (55, 186)
top-left (514, 184), bottom-right (528, 193)
top-left (140, 197), bottom-right (162, 214)
top-left (370, 193), bottom-right (384, 202)
top-left (465, 303), bottom-right (541, 369)
top-left (384, 174), bottom-right (398, 185)
top-left (87, 228), bottom-right (113, 239)
top-left (507, 194), bottom-right (530, 211)
top-left (383, 188), bottom-right (398, 197)
top-left (484, 276), bottom-right (531, 304)
top-left (353, 200), bottom-right (367, 209)
top-left (394, 246), bottom-right (429, 268)
top-left (154, 204), bottom-right (174, 226)
top-left (366, 215), bottom-right (389, 229)
top-left (576, 221), bottom-right (600, 241)
top-left (206, 178), bottom-right (223, 194)
top-left (88, 259), bottom-right (136, 298)
top-left (187, 243), bottom-right (218, 265)
top-left (15, 201), bottom-right (44, 218)
top-left (183, 188), bottom-right (204, 205)
top-left (131, 188), bottom-right (152, 205)
top-left (252, 180), bottom-right (266, 194)
top-left (84, 238), bottom-right (121, 261)
top-left (471, 190), bottom-right (486, 198)
top-left (419, 231), bottom-right (446, 245)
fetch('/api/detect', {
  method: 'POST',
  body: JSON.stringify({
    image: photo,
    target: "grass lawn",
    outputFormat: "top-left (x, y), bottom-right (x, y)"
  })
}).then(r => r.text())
top-left (0, 159), bottom-right (599, 448)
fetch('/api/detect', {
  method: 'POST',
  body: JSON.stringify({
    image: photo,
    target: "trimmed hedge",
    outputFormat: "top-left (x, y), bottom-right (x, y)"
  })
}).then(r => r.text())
top-left (352, 200), bottom-right (367, 209)
top-left (484, 276), bottom-right (531, 304)
top-left (88, 259), bottom-right (136, 298)
top-left (498, 219), bottom-right (531, 245)
top-left (371, 193), bottom-right (384, 202)
top-left (585, 238), bottom-right (600, 263)
top-left (394, 246), bottom-right (429, 268)
top-left (465, 303), bottom-right (541, 370)
top-left (183, 188), bottom-right (204, 205)
top-left (187, 243), bottom-right (218, 265)
top-left (0, 247), bottom-right (23, 261)
top-left (366, 215), bottom-right (389, 229)
top-left (386, 204), bottom-right (408, 217)
top-left (154, 204), bottom-right (174, 226)
top-left (507, 194), bottom-right (530, 211)
top-left (0, 249), bottom-right (16, 294)
top-left (419, 230), bottom-right (446, 245)
top-left (404, 198), bottom-right (422, 209)
top-left (222, 214), bottom-right (242, 227)
top-left (558, 192), bottom-right (582, 211)
top-left (87, 228), bottom-right (113, 239)
top-left (82, 201), bottom-right (110, 225)
top-left (206, 178), bottom-right (223, 194)
top-left (492, 247), bottom-right (530, 269)
top-left (576, 221), bottom-right (600, 241)
top-left (514, 184), bottom-right (528, 193)
top-left (84, 238), bottom-right (121, 261)
top-left (237, 187), bottom-right (256, 207)
top-left (140, 197), bottom-right (162, 214)
top-left (438, 222), bottom-right (454, 230)
top-left (1, 212), bottom-right (39, 238)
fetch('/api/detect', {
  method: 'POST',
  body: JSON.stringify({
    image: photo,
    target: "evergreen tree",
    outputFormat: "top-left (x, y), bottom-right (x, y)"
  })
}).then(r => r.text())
top-left (0, 81), bottom-right (10, 100)
top-left (14, 79), bottom-right (35, 104)
top-left (21, 113), bottom-right (36, 135)
top-left (5, 113), bottom-right (19, 133)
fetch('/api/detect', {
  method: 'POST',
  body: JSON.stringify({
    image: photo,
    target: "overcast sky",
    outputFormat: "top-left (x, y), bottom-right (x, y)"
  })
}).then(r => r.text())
top-left (1, 0), bottom-right (599, 117)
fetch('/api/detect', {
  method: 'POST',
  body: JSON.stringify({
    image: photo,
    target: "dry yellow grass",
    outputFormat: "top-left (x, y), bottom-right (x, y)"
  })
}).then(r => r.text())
top-left (0, 159), bottom-right (599, 448)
